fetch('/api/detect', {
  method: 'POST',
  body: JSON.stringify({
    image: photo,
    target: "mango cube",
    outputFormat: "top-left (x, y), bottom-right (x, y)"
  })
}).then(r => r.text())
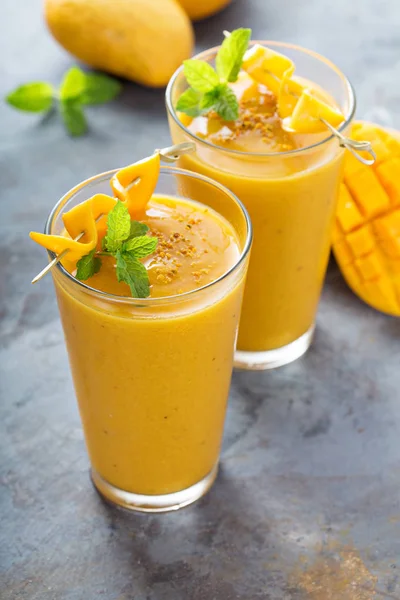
top-left (286, 90), bottom-right (344, 133)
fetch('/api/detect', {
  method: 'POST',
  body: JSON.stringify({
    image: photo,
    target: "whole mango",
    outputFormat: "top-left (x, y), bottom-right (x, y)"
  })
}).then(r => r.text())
top-left (45, 0), bottom-right (194, 88)
top-left (177, 0), bottom-right (231, 21)
top-left (332, 122), bottom-right (400, 316)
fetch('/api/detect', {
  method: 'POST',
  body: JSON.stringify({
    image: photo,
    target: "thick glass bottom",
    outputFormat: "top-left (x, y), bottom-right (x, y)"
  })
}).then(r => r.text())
top-left (91, 463), bottom-right (218, 513)
top-left (234, 324), bottom-right (315, 371)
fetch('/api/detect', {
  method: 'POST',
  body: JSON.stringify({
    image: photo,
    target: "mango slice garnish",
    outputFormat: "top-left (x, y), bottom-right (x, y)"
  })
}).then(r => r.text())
top-left (332, 121), bottom-right (400, 316)
top-left (284, 89), bottom-right (344, 133)
top-left (242, 44), bottom-right (294, 82)
top-left (30, 200), bottom-right (98, 263)
top-left (88, 193), bottom-right (117, 249)
top-left (110, 152), bottom-right (160, 217)
top-left (30, 153), bottom-right (161, 264)
top-left (242, 44), bottom-right (344, 133)
top-left (277, 73), bottom-right (305, 119)
top-left (242, 44), bottom-right (294, 98)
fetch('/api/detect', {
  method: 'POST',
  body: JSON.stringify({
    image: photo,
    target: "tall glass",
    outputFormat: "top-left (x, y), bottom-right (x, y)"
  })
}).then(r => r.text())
top-left (166, 42), bottom-right (356, 370)
top-left (46, 167), bottom-right (252, 512)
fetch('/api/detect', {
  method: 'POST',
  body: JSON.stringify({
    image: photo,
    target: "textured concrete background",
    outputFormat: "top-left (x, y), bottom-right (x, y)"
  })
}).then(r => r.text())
top-left (1, 0), bottom-right (400, 598)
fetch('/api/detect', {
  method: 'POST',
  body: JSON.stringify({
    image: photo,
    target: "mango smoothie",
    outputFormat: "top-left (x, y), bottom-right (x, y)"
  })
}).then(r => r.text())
top-left (32, 162), bottom-right (251, 512)
top-left (167, 40), bottom-right (356, 369)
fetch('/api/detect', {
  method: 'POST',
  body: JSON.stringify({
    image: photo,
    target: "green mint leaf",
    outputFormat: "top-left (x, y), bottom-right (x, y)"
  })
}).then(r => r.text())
top-left (200, 83), bottom-right (225, 110)
top-left (104, 200), bottom-right (131, 253)
top-left (176, 87), bottom-right (204, 117)
top-left (60, 100), bottom-right (87, 136)
top-left (80, 73), bottom-right (122, 105)
top-left (123, 235), bottom-right (158, 258)
top-left (115, 251), bottom-right (150, 298)
top-left (60, 66), bottom-right (86, 101)
top-left (214, 85), bottom-right (239, 121)
top-left (183, 59), bottom-right (219, 93)
top-left (216, 28), bottom-right (252, 83)
top-left (6, 82), bottom-right (54, 113)
top-left (76, 249), bottom-right (101, 280)
top-left (129, 221), bottom-right (149, 238)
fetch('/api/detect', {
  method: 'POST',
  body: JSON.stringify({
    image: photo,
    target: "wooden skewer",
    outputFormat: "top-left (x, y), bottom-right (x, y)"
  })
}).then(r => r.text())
top-left (320, 118), bottom-right (376, 165)
top-left (31, 142), bottom-right (196, 285)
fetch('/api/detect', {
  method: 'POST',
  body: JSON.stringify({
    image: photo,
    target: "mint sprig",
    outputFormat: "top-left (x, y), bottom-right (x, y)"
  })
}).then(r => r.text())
top-left (76, 249), bottom-right (101, 281)
top-left (176, 28), bottom-right (252, 121)
top-left (77, 201), bottom-right (158, 299)
top-left (5, 66), bottom-right (122, 136)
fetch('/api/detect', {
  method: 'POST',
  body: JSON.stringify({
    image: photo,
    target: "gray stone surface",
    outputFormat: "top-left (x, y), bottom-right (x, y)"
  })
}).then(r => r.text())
top-left (1, 0), bottom-right (400, 598)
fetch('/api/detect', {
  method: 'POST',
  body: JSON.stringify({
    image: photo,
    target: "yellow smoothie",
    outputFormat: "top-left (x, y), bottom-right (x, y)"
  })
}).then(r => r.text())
top-left (167, 43), bottom-right (354, 365)
top-left (50, 182), bottom-right (250, 502)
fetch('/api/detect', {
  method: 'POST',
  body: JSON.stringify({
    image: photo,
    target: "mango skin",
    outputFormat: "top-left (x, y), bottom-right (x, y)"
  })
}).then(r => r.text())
top-left (177, 0), bottom-right (231, 21)
top-left (333, 122), bottom-right (400, 316)
top-left (45, 0), bottom-right (194, 88)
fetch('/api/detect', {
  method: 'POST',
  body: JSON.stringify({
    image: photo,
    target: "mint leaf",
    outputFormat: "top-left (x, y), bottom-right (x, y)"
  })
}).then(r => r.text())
top-left (60, 67), bottom-right (86, 101)
top-left (123, 235), bottom-right (158, 258)
top-left (129, 221), bottom-right (149, 238)
top-left (76, 249), bottom-right (101, 280)
top-left (80, 73), bottom-right (122, 105)
top-left (60, 100), bottom-right (87, 136)
top-left (115, 251), bottom-right (150, 298)
top-left (6, 82), bottom-right (54, 112)
top-left (200, 83), bottom-right (225, 110)
top-left (183, 60), bottom-right (219, 92)
top-left (104, 200), bottom-right (131, 253)
top-left (214, 85), bottom-right (239, 121)
top-left (176, 87), bottom-right (204, 117)
top-left (216, 28), bottom-right (252, 83)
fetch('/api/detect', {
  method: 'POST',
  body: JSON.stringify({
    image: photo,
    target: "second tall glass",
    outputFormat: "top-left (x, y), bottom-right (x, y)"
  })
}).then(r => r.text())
top-left (166, 42), bottom-right (356, 369)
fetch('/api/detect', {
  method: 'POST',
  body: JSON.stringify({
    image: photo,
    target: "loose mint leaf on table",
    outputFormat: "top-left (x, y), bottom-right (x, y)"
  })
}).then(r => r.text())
top-left (216, 28), bottom-right (252, 83)
top-left (115, 251), bottom-right (151, 299)
top-left (76, 249), bottom-right (102, 281)
top-left (183, 60), bottom-right (220, 92)
top-left (6, 82), bottom-right (54, 112)
top-left (60, 66), bottom-right (87, 101)
top-left (60, 100), bottom-right (88, 136)
top-left (129, 221), bottom-right (149, 238)
top-left (5, 66), bottom-right (122, 136)
top-left (104, 200), bottom-right (131, 253)
top-left (80, 73), bottom-right (122, 105)
top-left (123, 235), bottom-right (158, 258)
top-left (176, 28), bottom-right (252, 121)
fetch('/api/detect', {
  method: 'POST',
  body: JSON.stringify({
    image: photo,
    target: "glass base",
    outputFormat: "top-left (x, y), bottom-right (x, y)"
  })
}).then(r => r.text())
top-left (91, 463), bottom-right (218, 513)
top-left (234, 324), bottom-right (315, 371)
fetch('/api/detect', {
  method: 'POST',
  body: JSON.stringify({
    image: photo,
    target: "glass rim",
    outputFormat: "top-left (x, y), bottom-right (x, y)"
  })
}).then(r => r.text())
top-left (45, 165), bottom-right (253, 305)
top-left (165, 40), bottom-right (357, 158)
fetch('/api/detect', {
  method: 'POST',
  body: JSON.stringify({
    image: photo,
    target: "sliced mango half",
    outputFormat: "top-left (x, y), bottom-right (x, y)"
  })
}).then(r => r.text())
top-left (284, 89), bottom-right (344, 133)
top-left (110, 152), bottom-right (160, 217)
top-left (332, 121), bottom-right (400, 316)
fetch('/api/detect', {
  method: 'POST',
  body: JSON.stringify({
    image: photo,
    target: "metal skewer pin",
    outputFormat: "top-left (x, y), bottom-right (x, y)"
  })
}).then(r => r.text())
top-left (31, 142), bottom-right (196, 285)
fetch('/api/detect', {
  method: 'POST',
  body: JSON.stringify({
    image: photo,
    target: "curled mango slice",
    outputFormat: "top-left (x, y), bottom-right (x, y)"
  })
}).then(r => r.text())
top-left (333, 122), bottom-right (400, 316)
top-left (88, 193), bottom-right (117, 249)
top-left (278, 74), bottom-right (305, 119)
top-left (242, 44), bottom-right (294, 89)
top-left (284, 89), bottom-right (344, 133)
top-left (30, 200), bottom-right (98, 263)
top-left (110, 152), bottom-right (160, 217)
